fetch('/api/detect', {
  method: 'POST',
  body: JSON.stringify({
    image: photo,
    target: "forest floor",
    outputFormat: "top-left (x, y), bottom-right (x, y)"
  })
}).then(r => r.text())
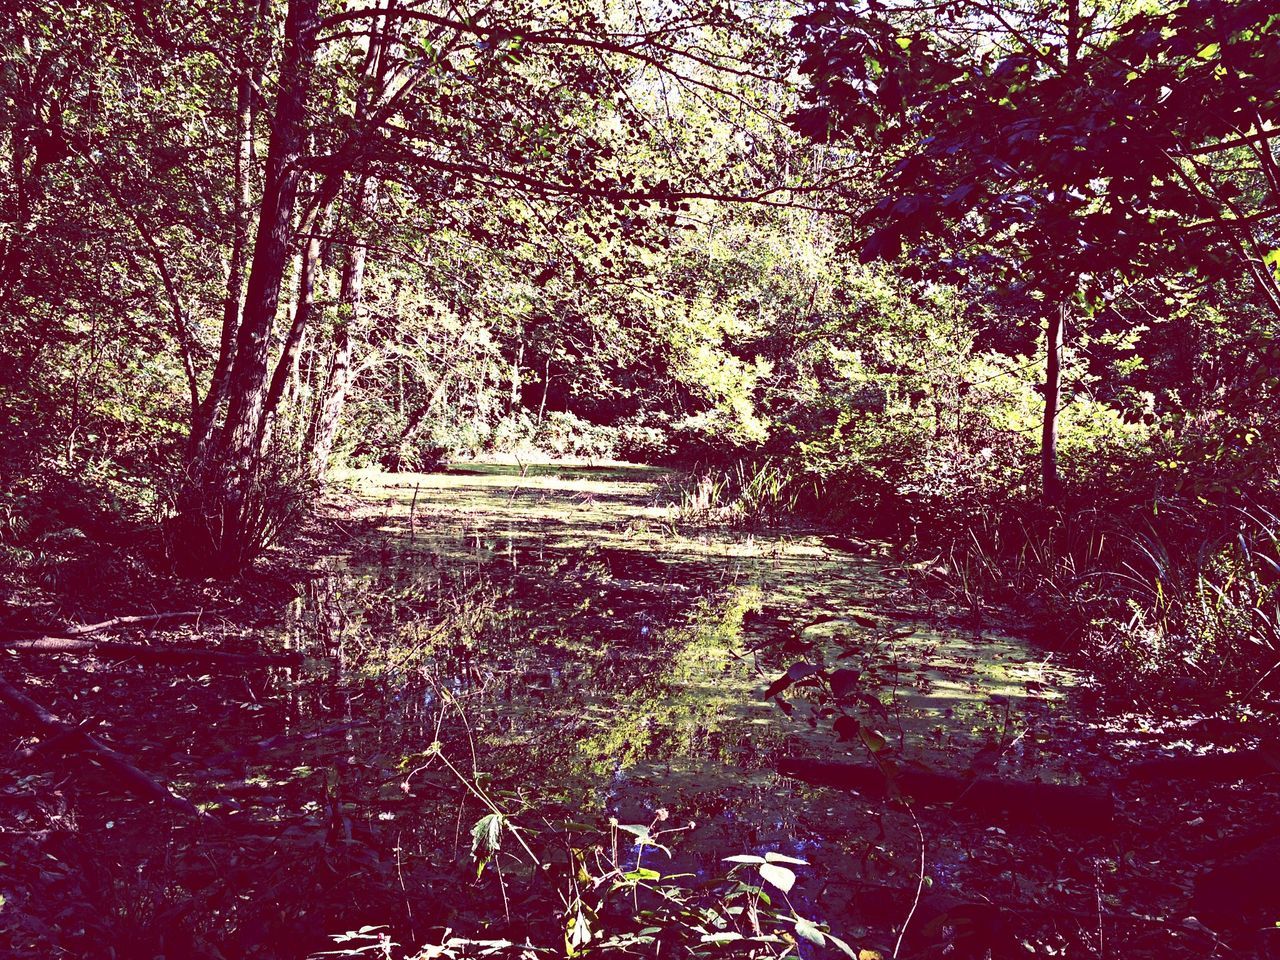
top-left (1, 462), bottom-right (1277, 959)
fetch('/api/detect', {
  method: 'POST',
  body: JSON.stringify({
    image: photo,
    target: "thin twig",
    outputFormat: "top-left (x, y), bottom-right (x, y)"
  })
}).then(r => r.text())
top-left (894, 802), bottom-right (927, 960)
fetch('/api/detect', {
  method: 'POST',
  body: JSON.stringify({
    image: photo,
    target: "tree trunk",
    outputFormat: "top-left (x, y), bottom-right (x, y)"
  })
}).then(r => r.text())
top-left (169, 0), bottom-right (321, 576)
top-left (190, 0), bottom-right (266, 458)
top-left (260, 197), bottom-right (334, 443)
top-left (307, 179), bottom-right (375, 476)
top-left (509, 341), bottom-right (523, 412)
top-left (218, 0), bottom-right (320, 474)
top-left (538, 357), bottom-right (551, 423)
top-left (1041, 302), bottom-right (1065, 506)
top-left (300, 12), bottom-right (394, 479)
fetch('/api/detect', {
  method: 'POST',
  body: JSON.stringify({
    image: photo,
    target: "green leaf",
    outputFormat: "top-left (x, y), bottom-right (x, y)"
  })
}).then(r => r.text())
top-left (701, 932), bottom-right (745, 944)
top-left (830, 668), bottom-right (861, 698)
top-left (794, 916), bottom-right (826, 946)
top-left (787, 662), bottom-right (819, 682)
top-left (763, 673), bottom-right (794, 700)
top-left (758, 862), bottom-right (796, 894)
top-left (623, 867), bottom-right (661, 882)
top-left (828, 933), bottom-right (859, 958)
top-left (835, 715), bottom-right (861, 741)
top-left (764, 852), bottom-right (808, 865)
top-left (860, 727), bottom-right (888, 753)
top-left (471, 813), bottom-right (504, 876)
top-left (723, 854), bottom-right (767, 864)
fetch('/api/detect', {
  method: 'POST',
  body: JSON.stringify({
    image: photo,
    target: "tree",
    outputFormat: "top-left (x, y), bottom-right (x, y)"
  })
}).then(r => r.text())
top-left (789, 0), bottom-right (1280, 501)
top-left (157, 0), bottom-right (816, 574)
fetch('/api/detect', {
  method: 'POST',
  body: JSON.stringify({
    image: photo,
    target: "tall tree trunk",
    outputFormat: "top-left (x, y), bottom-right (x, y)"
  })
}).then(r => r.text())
top-left (538, 357), bottom-right (551, 423)
top-left (307, 181), bottom-right (374, 476)
top-left (509, 341), bottom-right (523, 412)
top-left (1041, 303), bottom-right (1065, 506)
top-left (260, 196), bottom-right (335, 446)
top-left (217, 0), bottom-right (320, 474)
top-left (298, 5), bottom-right (394, 478)
top-left (169, 0), bottom-right (320, 576)
top-left (190, 0), bottom-right (264, 458)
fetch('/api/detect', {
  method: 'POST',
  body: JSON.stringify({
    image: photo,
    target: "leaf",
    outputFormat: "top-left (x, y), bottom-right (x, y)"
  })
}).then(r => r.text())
top-left (723, 854), bottom-right (767, 864)
top-left (830, 668), bottom-right (861, 698)
top-left (860, 727), bottom-right (888, 753)
top-left (828, 933), bottom-right (859, 958)
top-left (617, 823), bottom-right (671, 855)
top-left (763, 673), bottom-right (794, 700)
top-left (701, 932), bottom-right (745, 944)
top-left (788, 662), bottom-right (819, 681)
top-left (794, 916), bottom-right (826, 946)
top-left (834, 715), bottom-right (861, 741)
top-left (758, 862), bottom-right (796, 894)
top-left (470, 813), bottom-right (503, 876)
top-left (566, 906), bottom-right (594, 953)
top-left (623, 867), bottom-right (661, 882)
top-left (765, 852), bottom-right (809, 865)
top-left (764, 663), bottom-right (818, 700)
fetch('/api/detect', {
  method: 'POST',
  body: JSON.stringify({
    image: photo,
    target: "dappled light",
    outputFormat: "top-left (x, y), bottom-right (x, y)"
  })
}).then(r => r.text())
top-left (3, 0), bottom-right (1280, 956)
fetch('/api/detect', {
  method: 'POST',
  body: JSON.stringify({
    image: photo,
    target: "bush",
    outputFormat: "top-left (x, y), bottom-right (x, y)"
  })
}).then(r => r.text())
top-left (164, 450), bottom-right (318, 578)
top-left (614, 415), bottom-right (674, 462)
top-left (529, 411), bottom-right (613, 459)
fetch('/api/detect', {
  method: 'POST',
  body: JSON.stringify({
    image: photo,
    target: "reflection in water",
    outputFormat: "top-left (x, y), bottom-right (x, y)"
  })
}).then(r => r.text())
top-left (172, 465), bottom-right (1081, 953)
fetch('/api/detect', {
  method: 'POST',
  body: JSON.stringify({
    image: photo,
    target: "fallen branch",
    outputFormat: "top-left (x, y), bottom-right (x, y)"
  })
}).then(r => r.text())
top-left (63, 609), bottom-right (218, 637)
top-left (1131, 746), bottom-right (1279, 782)
top-left (778, 757), bottom-right (1114, 829)
top-left (13, 715), bottom-right (106, 762)
top-left (0, 674), bottom-right (206, 819)
top-left (2, 636), bottom-right (301, 669)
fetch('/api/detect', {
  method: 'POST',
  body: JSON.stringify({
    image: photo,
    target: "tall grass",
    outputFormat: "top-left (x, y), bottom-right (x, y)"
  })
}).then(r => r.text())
top-left (673, 459), bottom-right (811, 529)
top-left (926, 497), bottom-right (1280, 698)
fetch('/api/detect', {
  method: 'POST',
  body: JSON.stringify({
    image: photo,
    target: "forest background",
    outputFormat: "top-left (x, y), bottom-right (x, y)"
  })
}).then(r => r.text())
top-left (3, 0), bottom-right (1280, 698)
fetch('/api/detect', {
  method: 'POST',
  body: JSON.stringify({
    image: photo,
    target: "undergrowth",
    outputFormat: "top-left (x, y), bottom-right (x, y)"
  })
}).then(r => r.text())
top-left (904, 497), bottom-right (1280, 704)
top-left (680, 451), bottom-right (1280, 703)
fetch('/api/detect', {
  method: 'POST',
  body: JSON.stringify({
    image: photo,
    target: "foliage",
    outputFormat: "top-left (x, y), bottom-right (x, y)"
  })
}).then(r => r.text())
top-left (317, 811), bottom-right (857, 960)
top-left (790, 0), bottom-right (1280, 307)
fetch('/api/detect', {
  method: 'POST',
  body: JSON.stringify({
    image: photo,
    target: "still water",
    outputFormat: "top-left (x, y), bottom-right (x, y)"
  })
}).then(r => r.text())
top-left (161, 463), bottom-right (1080, 954)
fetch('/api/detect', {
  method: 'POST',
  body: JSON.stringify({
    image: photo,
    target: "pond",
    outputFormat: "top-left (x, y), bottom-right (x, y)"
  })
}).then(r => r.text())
top-left (4, 463), bottom-right (1102, 959)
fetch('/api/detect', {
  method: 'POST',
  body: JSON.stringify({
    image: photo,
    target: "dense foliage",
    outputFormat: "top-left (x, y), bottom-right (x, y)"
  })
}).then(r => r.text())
top-left (3, 0), bottom-right (1278, 672)
top-left (3, 0), bottom-right (1280, 953)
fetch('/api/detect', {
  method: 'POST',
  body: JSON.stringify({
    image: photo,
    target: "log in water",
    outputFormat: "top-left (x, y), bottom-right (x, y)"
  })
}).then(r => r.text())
top-left (778, 756), bottom-right (1115, 829)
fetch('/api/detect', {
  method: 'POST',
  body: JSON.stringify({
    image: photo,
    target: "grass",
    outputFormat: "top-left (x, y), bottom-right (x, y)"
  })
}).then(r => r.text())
top-left (910, 495), bottom-right (1280, 701)
top-left (673, 460), bottom-right (810, 530)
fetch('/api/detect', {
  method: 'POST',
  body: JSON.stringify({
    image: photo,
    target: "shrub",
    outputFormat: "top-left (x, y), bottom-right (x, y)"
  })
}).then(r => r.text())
top-left (164, 449), bottom-right (318, 577)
